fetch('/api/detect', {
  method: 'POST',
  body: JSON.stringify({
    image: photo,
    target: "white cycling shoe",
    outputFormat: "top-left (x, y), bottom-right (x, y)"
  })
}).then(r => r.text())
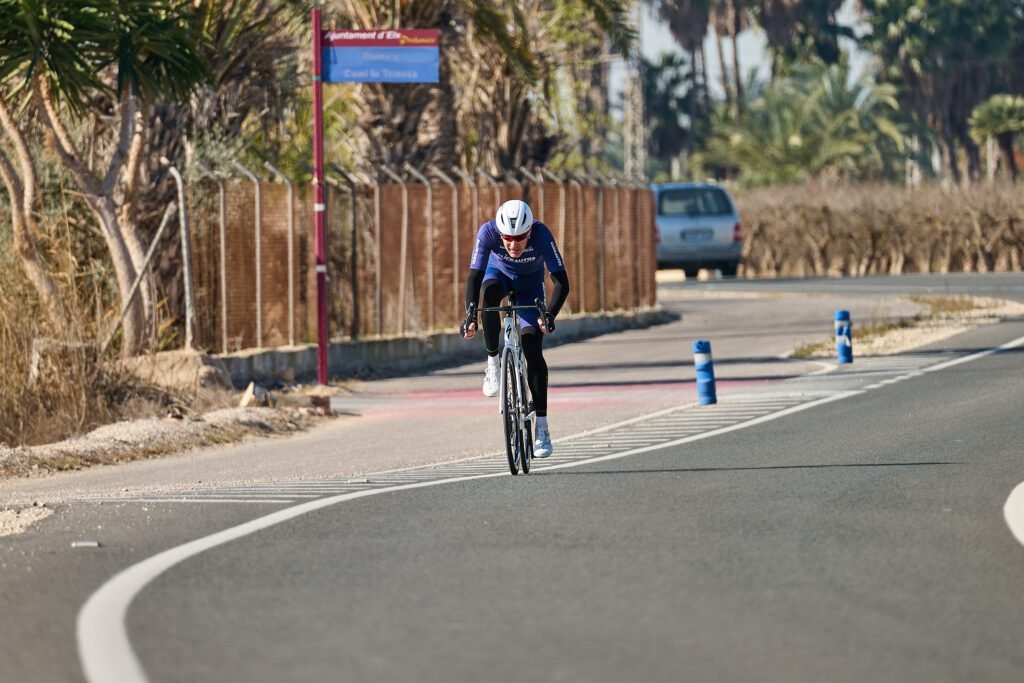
top-left (482, 365), bottom-right (499, 397)
top-left (534, 426), bottom-right (553, 458)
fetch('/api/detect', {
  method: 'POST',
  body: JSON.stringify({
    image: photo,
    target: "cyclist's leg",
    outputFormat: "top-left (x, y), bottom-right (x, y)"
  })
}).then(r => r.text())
top-left (481, 269), bottom-right (510, 356)
top-left (509, 274), bottom-right (547, 406)
top-left (479, 271), bottom-right (510, 397)
top-left (510, 275), bottom-right (554, 456)
top-left (521, 328), bottom-right (547, 416)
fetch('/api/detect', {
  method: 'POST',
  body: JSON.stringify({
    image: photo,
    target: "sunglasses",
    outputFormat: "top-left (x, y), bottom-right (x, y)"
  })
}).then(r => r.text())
top-left (501, 231), bottom-right (530, 243)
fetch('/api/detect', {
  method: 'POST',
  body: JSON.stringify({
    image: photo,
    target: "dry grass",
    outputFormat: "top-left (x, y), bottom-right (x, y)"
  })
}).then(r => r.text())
top-left (908, 294), bottom-right (978, 316)
top-left (789, 314), bottom-right (920, 359)
top-left (0, 265), bottom-right (176, 447)
top-left (736, 181), bottom-right (1024, 277)
top-left (788, 295), bottom-right (992, 359)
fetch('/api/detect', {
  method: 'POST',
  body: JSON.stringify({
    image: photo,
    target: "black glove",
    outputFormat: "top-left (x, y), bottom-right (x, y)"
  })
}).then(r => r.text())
top-left (542, 312), bottom-right (555, 332)
top-left (461, 304), bottom-right (478, 336)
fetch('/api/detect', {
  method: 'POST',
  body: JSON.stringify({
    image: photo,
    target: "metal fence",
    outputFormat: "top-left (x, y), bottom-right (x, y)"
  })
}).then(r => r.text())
top-left (187, 170), bottom-right (656, 352)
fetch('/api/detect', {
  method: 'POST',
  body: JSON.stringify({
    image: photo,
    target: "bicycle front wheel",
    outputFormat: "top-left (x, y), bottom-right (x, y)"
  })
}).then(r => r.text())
top-left (501, 352), bottom-right (520, 475)
top-left (517, 361), bottom-right (533, 474)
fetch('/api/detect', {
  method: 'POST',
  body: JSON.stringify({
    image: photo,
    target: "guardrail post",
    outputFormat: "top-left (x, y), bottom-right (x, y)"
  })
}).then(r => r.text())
top-left (592, 171), bottom-right (608, 311)
top-left (565, 173), bottom-right (585, 312)
top-left (835, 310), bottom-right (853, 364)
top-left (451, 166), bottom-right (478, 230)
top-left (198, 163), bottom-right (229, 353)
top-left (404, 163), bottom-right (435, 330)
top-left (264, 161), bottom-right (295, 346)
top-left (381, 166), bottom-right (409, 335)
top-left (478, 171), bottom-right (499, 221)
top-left (519, 166), bottom-right (543, 218)
top-left (161, 158), bottom-right (196, 350)
top-left (329, 165), bottom-right (360, 340)
top-left (505, 171), bottom-right (521, 197)
top-left (232, 159), bottom-right (263, 348)
top-left (693, 339), bottom-right (718, 405)
top-left (541, 168), bottom-right (568, 314)
top-left (430, 165), bottom-right (460, 324)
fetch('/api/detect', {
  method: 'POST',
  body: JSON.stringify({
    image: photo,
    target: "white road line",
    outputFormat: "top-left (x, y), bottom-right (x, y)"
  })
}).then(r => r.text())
top-left (107, 499), bottom-right (295, 505)
top-left (77, 390), bottom-right (861, 683)
top-left (78, 333), bottom-right (1024, 682)
top-left (1004, 482), bottom-right (1024, 547)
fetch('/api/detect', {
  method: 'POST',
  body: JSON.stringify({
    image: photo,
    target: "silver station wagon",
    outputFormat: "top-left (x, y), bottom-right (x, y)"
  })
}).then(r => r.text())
top-left (653, 182), bottom-right (743, 277)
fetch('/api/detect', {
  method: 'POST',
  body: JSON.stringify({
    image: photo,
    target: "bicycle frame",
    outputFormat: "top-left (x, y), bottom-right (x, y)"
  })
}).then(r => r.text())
top-left (499, 311), bottom-right (534, 425)
top-left (476, 296), bottom-right (547, 474)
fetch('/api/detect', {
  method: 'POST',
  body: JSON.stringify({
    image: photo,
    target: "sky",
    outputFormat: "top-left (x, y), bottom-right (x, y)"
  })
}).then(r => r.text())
top-left (612, 0), bottom-right (870, 103)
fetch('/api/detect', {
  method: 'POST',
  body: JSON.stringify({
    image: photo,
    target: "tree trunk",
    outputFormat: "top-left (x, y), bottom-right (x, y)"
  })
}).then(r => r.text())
top-left (34, 75), bottom-right (148, 355)
top-left (86, 198), bottom-right (146, 353)
top-left (714, 33), bottom-right (731, 112)
top-left (942, 126), bottom-right (961, 185)
top-left (0, 101), bottom-right (67, 335)
top-left (688, 48), bottom-right (699, 166)
top-left (997, 132), bottom-right (1019, 182)
top-left (730, 3), bottom-right (744, 115)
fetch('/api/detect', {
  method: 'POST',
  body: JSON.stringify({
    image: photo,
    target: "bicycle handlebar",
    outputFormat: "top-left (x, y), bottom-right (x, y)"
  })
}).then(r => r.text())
top-left (476, 297), bottom-right (548, 315)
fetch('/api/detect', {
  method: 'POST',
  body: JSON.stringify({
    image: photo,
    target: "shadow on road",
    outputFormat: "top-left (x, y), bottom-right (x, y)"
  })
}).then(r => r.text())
top-left (536, 461), bottom-right (963, 476)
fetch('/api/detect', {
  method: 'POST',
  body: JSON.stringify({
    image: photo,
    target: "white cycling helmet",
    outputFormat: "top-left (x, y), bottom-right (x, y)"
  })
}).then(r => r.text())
top-left (495, 199), bottom-right (534, 237)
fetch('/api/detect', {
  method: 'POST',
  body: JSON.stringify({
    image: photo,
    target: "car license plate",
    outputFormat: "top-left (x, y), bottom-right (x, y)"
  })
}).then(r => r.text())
top-left (681, 229), bottom-right (713, 243)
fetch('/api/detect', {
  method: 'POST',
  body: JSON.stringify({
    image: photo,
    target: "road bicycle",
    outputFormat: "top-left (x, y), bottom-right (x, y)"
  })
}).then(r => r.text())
top-left (476, 294), bottom-right (548, 475)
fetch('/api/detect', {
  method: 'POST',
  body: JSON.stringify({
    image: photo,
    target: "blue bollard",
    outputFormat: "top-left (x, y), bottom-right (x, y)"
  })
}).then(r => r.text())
top-left (835, 310), bottom-right (853, 364)
top-left (693, 339), bottom-right (717, 405)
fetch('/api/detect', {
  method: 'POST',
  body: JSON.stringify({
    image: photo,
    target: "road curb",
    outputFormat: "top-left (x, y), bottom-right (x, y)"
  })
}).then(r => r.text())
top-left (216, 306), bottom-right (676, 386)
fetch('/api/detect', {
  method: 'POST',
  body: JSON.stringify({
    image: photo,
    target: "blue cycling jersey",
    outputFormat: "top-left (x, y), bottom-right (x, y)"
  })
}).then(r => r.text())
top-left (469, 220), bottom-right (566, 278)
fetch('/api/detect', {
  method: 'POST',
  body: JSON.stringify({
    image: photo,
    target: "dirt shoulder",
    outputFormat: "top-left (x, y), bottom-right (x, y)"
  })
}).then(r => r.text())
top-left (0, 404), bottom-right (335, 482)
top-left (793, 295), bottom-right (1024, 358)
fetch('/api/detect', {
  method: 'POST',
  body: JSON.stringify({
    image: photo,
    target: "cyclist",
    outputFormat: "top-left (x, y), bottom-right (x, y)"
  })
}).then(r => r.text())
top-left (460, 199), bottom-right (570, 458)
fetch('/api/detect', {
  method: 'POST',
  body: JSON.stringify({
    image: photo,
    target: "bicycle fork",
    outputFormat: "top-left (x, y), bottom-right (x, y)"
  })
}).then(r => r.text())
top-left (498, 320), bottom-right (536, 429)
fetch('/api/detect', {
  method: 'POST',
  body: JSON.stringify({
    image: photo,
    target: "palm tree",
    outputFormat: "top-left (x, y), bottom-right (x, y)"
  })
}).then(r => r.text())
top-left (752, 0), bottom-right (846, 78)
top-left (969, 94), bottom-right (1024, 182)
top-left (329, 0), bottom-right (636, 174)
top-left (859, 0), bottom-right (1020, 185)
top-left (645, 0), bottom-right (712, 163)
top-left (695, 58), bottom-right (903, 185)
top-left (711, 0), bottom-right (751, 116)
top-left (643, 52), bottom-right (705, 178)
top-left (0, 1), bottom-right (208, 352)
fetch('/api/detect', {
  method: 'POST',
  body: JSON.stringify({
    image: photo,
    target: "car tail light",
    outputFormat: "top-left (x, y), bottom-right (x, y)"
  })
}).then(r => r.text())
top-left (733, 222), bottom-right (743, 243)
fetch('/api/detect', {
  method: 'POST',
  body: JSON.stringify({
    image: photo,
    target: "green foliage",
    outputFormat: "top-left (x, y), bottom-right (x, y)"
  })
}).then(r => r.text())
top-left (968, 93), bottom-right (1024, 180)
top-left (695, 58), bottom-right (905, 186)
top-left (188, 0), bottom-right (312, 177)
top-left (858, 0), bottom-right (1024, 181)
top-left (754, 0), bottom-right (850, 69)
top-left (0, 0), bottom-right (208, 113)
top-left (641, 52), bottom-right (709, 178)
top-left (969, 94), bottom-right (1024, 140)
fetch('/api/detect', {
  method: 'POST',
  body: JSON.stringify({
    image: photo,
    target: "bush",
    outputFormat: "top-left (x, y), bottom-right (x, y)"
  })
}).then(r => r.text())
top-left (736, 182), bottom-right (1024, 277)
top-left (0, 264), bottom-right (171, 448)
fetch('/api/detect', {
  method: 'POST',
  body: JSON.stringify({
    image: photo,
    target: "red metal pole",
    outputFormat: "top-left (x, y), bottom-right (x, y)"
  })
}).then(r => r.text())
top-left (312, 7), bottom-right (328, 385)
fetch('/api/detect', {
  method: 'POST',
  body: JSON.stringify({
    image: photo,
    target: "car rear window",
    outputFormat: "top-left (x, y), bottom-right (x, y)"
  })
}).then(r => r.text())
top-left (658, 188), bottom-right (732, 216)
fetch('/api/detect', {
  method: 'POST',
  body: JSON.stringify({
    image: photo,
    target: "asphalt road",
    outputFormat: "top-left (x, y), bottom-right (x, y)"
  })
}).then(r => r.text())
top-left (2, 273), bottom-right (1024, 683)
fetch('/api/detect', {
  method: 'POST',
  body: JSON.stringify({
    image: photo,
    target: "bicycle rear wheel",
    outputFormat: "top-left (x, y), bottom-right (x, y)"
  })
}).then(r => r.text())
top-left (501, 353), bottom-right (520, 475)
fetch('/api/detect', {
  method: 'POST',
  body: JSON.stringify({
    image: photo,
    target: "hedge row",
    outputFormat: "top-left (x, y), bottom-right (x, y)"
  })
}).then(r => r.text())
top-left (736, 183), bottom-right (1024, 277)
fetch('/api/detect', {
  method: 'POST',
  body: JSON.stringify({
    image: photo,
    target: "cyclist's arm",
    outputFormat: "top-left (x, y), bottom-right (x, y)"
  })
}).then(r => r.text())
top-left (548, 269), bottom-right (569, 318)
top-left (465, 267), bottom-right (484, 313)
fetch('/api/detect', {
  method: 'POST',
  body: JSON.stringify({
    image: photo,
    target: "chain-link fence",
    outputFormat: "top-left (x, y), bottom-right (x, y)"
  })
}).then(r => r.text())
top-left (187, 172), bottom-right (656, 352)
